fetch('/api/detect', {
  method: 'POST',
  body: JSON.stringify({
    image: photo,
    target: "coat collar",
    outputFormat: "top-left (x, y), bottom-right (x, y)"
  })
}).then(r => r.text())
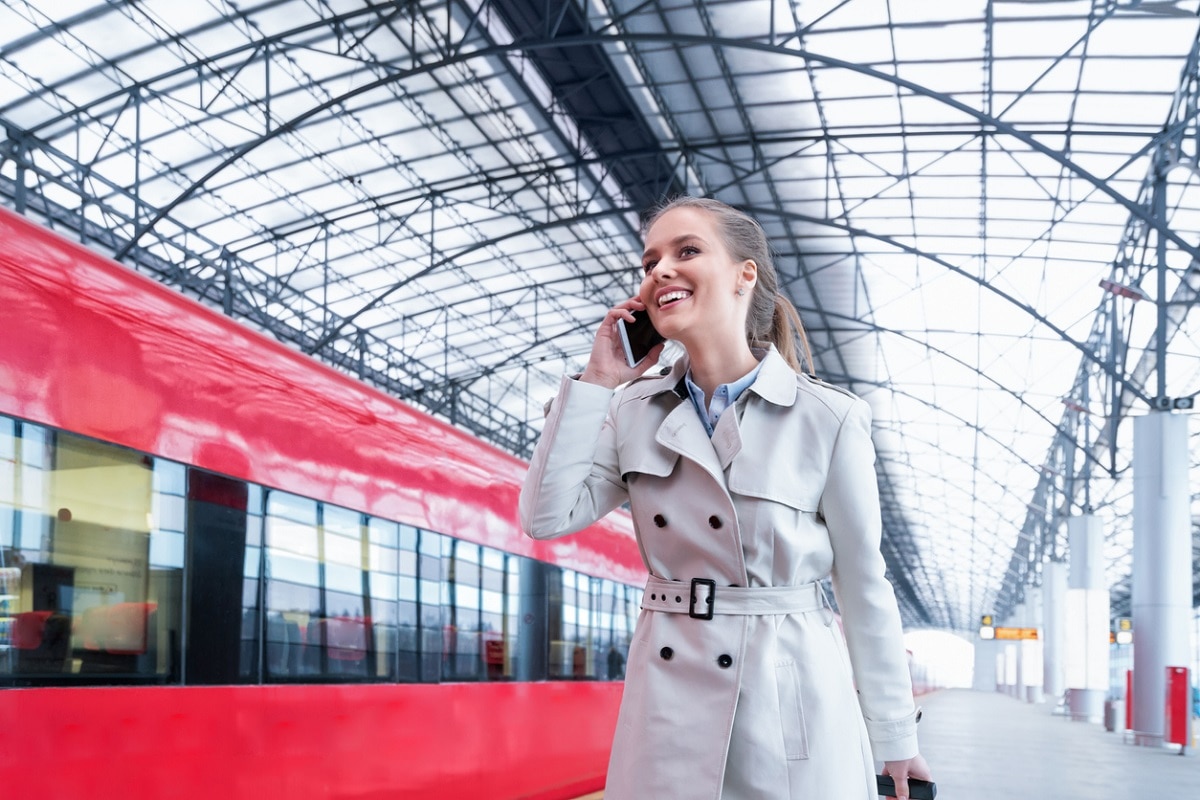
top-left (618, 344), bottom-right (800, 481)
top-left (744, 344), bottom-right (798, 407)
top-left (623, 343), bottom-right (799, 407)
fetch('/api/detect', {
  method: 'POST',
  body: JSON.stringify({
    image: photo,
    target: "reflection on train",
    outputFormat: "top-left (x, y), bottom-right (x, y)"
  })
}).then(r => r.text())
top-left (0, 437), bottom-right (639, 686)
top-left (0, 205), bottom-right (644, 800)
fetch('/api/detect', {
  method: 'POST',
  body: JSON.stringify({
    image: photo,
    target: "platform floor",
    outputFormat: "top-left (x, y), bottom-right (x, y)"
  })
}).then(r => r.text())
top-left (570, 689), bottom-right (1199, 799)
top-left (916, 689), bottom-right (1198, 798)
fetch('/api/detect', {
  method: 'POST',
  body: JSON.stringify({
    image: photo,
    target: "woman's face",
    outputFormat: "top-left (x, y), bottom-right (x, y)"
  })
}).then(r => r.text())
top-left (639, 206), bottom-right (753, 348)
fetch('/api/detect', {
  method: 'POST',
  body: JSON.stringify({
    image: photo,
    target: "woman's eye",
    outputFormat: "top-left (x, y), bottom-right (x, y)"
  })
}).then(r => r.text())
top-left (680, 245), bottom-right (699, 256)
top-left (642, 260), bottom-right (657, 274)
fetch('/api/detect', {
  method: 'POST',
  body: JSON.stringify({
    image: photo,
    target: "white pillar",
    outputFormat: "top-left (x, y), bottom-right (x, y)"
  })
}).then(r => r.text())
top-left (1011, 602), bottom-right (1028, 700)
top-left (1042, 560), bottom-right (1068, 704)
top-left (1023, 586), bottom-right (1045, 703)
top-left (1066, 515), bottom-right (1108, 723)
top-left (973, 637), bottom-right (997, 692)
top-left (1131, 411), bottom-right (1192, 747)
top-left (1004, 644), bottom-right (1018, 697)
top-left (994, 651), bottom-right (1006, 693)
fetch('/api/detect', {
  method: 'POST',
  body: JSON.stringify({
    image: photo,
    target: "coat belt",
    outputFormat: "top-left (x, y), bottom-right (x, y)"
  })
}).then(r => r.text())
top-left (641, 575), bottom-right (827, 618)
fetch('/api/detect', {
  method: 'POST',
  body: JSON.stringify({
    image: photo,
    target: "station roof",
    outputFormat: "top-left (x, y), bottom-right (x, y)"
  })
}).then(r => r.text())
top-left (2, 0), bottom-right (1198, 630)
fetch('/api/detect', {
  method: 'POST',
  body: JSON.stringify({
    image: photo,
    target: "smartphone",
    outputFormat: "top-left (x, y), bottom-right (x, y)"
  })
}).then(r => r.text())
top-left (876, 775), bottom-right (937, 800)
top-left (617, 308), bottom-right (665, 368)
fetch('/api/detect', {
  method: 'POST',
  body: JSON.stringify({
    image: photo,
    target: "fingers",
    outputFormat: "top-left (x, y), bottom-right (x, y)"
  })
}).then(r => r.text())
top-left (610, 296), bottom-right (647, 324)
top-left (881, 767), bottom-right (909, 800)
top-left (630, 340), bottom-right (666, 377)
top-left (580, 297), bottom-right (655, 388)
top-left (882, 762), bottom-right (916, 800)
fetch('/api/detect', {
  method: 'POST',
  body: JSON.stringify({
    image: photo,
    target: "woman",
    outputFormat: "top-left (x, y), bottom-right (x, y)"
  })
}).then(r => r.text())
top-left (519, 196), bottom-right (931, 799)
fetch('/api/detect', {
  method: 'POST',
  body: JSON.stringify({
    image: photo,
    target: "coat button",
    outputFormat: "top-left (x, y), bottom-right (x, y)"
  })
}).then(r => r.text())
top-left (660, 647), bottom-right (674, 661)
top-left (717, 654), bottom-right (733, 668)
top-left (708, 515), bottom-right (722, 529)
top-left (653, 514), bottom-right (667, 527)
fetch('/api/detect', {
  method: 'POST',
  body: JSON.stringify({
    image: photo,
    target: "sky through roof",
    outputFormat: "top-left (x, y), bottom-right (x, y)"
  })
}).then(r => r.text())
top-left (1, 0), bottom-right (1198, 630)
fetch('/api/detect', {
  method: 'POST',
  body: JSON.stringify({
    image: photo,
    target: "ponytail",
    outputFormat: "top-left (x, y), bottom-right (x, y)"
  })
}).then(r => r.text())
top-left (770, 293), bottom-right (814, 375)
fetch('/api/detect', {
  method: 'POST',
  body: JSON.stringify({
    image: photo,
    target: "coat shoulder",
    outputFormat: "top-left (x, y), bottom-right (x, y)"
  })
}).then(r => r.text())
top-left (618, 364), bottom-right (679, 405)
top-left (795, 373), bottom-right (862, 421)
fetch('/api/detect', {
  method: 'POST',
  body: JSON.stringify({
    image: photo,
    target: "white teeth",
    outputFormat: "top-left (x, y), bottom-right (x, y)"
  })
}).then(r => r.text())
top-left (658, 290), bottom-right (691, 306)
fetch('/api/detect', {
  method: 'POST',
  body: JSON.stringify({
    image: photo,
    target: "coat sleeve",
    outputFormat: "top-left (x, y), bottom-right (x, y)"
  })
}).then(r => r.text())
top-left (518, 374), bottom-right (628, 539)
top-left (819, 398), bottom-right (921, 762)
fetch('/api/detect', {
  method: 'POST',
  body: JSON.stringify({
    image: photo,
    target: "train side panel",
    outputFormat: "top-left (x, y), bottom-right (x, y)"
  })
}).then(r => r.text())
top-left (0, 199), bottom-right (639, 797)
top-left (0, 682), bottom-right (619, 799)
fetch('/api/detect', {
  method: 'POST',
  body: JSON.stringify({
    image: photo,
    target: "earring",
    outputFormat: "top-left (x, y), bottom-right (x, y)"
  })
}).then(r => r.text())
top-left (736, 287), bottom-right (746, 296)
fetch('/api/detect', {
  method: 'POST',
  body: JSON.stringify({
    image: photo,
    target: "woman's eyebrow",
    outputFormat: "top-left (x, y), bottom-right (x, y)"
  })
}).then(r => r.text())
top-left (642, 234), bottom-right (706, 260)
top-left (668, 233), bottom-right (705, 247)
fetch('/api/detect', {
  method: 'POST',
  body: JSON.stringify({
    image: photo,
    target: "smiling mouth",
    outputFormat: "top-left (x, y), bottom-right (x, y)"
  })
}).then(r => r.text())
top-left (657, 290), bottom-right (692, 307)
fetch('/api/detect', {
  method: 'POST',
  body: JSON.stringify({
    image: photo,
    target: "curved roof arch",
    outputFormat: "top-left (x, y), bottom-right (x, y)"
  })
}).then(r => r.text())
top-left (2, 0), bottom-right (1199, 628)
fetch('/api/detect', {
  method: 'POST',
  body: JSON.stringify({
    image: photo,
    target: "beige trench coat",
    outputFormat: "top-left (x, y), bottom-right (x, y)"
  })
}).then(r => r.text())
top-left (520, 347), bottom-right (919, 800)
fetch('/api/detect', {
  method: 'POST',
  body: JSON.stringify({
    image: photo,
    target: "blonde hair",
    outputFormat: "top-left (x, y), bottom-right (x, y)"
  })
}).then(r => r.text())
top-left (645, 196), bottom-right (814, 374)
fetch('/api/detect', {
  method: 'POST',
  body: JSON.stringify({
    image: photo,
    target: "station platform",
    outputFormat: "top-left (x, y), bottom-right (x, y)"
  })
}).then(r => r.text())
top-left (570, 688), bottom-right (1198, 799)
top-left (905, 689), bottom-right (1197, 798)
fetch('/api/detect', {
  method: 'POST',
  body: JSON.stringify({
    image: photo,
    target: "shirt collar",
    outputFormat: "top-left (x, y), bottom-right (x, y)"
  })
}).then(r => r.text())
top-left (684, 362), bottom-right (762, 412)
top-left (684, 359), bottom-right (762, 436)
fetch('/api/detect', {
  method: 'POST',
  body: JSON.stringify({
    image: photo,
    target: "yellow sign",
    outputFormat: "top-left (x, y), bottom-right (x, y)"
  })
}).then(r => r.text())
top-left (1118, 618), bottom-right (1132, 631)
top-left (993, 626), bottom-right (1039, 640)
top-left (980, 615), bottom-right (994, 627)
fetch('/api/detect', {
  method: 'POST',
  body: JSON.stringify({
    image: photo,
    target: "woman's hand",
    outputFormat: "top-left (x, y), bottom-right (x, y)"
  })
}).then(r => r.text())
top-left (882, 753), bottom-right (932, 800)
top-left (579, 298), bottom-right (665, 389)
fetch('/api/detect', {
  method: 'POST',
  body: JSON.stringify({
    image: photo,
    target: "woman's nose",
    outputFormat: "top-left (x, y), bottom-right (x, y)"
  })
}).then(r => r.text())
top-left (650, 259), bottom-right (675, 279)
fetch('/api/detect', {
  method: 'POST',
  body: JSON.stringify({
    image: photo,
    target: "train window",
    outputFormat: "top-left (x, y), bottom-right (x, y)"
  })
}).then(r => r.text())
top-left (0, 423), bottom-right (178, 686)
top-left (367, 518), bottom-right (400, 681)
top-left (417, 530), bottom-right (444, 681)
top-left (444, 539), bottom-right (483, 681)
top-left (186, 468), bottom-right (255, 684)
top-left (552, 569), bottom-right (594, 679)
top-left (0, 418), bottom-right (641, 689)
top-left (480, 546), bottom-right (507, 680)
top-left (506, 556), bottom-right (525, 681)
top-left (396, 524), bottom-right (420, 681)
top-left (512, 557), bottom-right (556, 682)
top-left (261, 495), bottom-right (396, 682)
top-left (240, 484), bottom-right (264, 681)
top-left (263, 491), bottom-right (318, 678)
top-left (596, 579), bottom-right (623, 680)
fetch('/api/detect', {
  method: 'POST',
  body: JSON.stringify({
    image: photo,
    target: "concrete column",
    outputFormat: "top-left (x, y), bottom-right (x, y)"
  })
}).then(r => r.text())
top-left (973, 637), bottom-right (997, 692)
top-left (1131, 411), bottom-right (1192, 747)
top-left (1023, 586), bottom-right (1045, 704)
top-left (1004, 644), bottom-right (1018, 697)
top-left (1011, 602), bottom-right (1028, 700)
top-left (1042, 560), bottom-right (1068, 705)
top-left (1066, 515), bottom-right (1108, 723)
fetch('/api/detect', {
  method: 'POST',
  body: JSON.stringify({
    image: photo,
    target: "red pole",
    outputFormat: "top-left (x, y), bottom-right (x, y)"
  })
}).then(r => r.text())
top-left (1125, 670), bottom-right (1133, 733)
top-left (1165, 667), bottom-right (1190, 750)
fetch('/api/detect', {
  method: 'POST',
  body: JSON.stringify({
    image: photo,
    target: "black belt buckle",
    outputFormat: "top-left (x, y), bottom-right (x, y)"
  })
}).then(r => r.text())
top-left (689, 578), bottom-right (716, 620)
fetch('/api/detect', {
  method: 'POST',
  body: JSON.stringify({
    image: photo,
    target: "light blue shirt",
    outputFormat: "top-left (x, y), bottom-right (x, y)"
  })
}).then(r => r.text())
top-left (684, 360), bottom-right (764, 437)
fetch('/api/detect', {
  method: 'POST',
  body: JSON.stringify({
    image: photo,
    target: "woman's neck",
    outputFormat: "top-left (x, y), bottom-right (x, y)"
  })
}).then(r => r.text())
top-left (684, 340), bottom-right (760, 401)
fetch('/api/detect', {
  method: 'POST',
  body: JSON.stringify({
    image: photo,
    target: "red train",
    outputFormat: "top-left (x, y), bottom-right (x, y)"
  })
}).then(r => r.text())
top-left (0, 205), bottom-right (645, 799)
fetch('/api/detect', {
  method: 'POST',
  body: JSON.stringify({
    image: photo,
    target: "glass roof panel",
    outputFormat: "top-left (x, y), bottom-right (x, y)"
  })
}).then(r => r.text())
top-left (2, 0), bottom-right (1198, 629)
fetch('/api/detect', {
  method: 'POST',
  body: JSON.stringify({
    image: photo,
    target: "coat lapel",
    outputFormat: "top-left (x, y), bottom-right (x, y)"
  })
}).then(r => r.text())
top-left (636, 346), bottom-right (800, 486)
top-left (654, 400), bottom-right (727, 487)
top-left (711, 405), bottom-right (743, 470)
